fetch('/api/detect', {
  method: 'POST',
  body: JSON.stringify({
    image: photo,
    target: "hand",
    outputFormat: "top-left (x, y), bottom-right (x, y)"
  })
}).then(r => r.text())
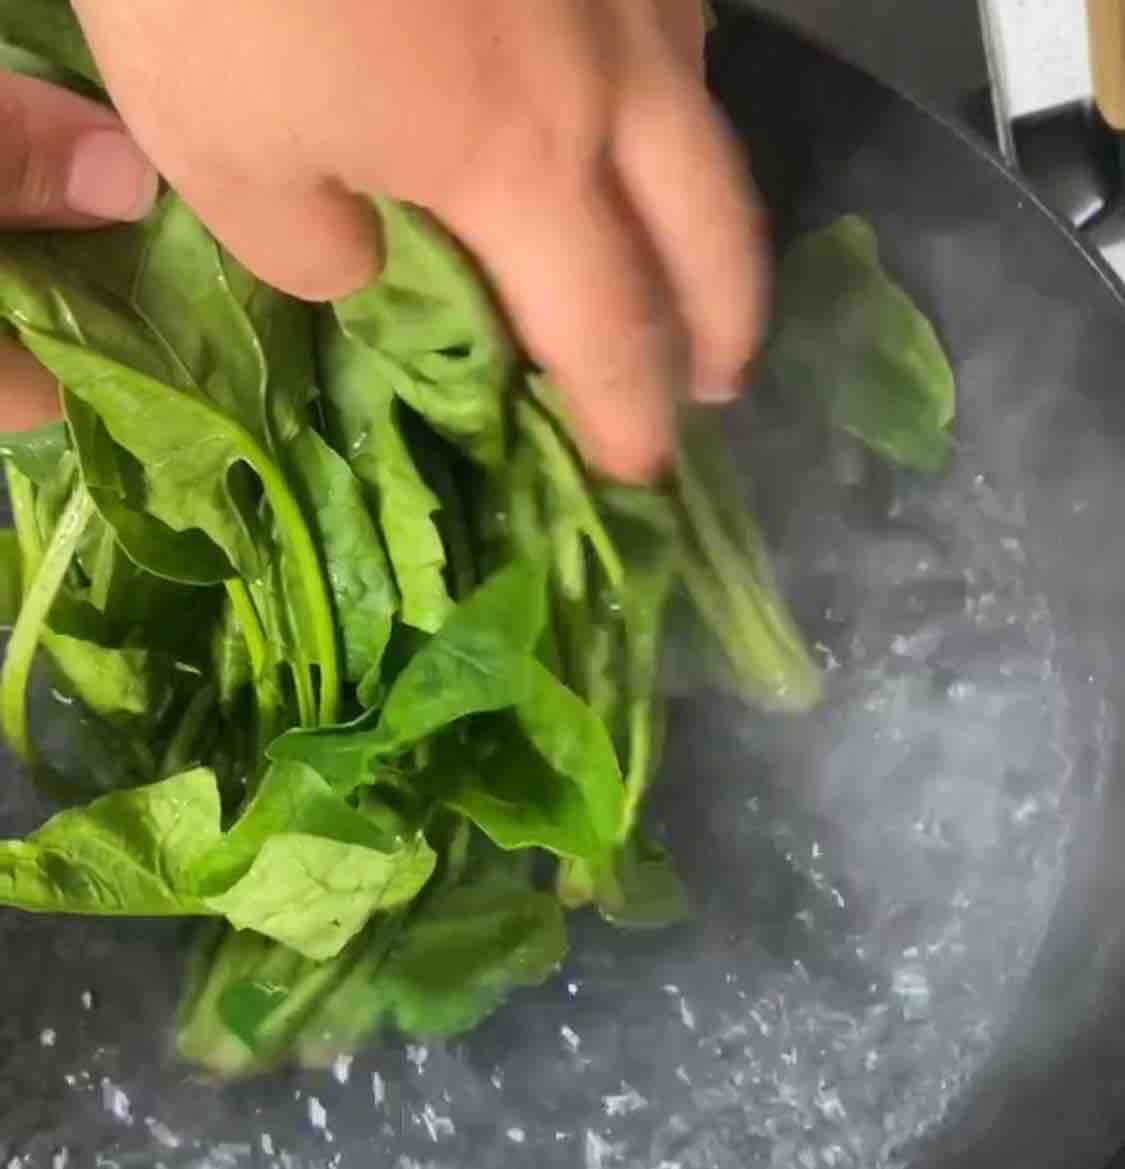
top-left (72, 0), bottom-right (766, 480)
top-left (0, 69), bottom-right (157, 431)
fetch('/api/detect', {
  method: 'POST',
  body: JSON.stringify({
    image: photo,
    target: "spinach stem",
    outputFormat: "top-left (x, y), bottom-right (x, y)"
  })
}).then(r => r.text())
top-left (225, 579), bottom-right (279, 754)
top-left (514, 400), bottom-right (624, 591)
top-left (1, 485), bottom-right (94, 760)
top-left (6, 464), bottom-right (43, 588)
top-left (251, 452), bottom-right (339, 726)
top-left (161, 683), bottom-right (216, 776)
top-left (676, 452), bottom-right (821, 710)
top-left (618, 698), bottom-right (652, 844)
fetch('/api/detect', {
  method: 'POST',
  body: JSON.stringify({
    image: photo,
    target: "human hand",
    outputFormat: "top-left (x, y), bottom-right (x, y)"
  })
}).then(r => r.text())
top-left (72, 0), bottom-right (765, 480)
top-left (0, 68), bottom-right (157, 431)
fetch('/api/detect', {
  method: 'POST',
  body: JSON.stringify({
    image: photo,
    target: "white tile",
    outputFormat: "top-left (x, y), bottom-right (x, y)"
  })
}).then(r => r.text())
top-left (983, 0), bottom-right (1092, 116)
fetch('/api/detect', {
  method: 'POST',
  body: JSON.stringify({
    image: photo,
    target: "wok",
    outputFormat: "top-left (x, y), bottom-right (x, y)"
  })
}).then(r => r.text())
top-left (3, 8), bottom-right (1125, 1167)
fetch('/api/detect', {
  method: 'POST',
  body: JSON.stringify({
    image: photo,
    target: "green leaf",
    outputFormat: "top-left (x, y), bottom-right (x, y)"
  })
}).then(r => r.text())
top-left (40, 631), bottom-right (155, 720)
top-left (372, 557), bottom-right (547, 755)
top-left (131, 195), bottom-right (273, 448)
top-left (0, 768), bottom-right (220, 915)
top-left (0, 0), bottom-right (102, 85)
top-left (319, 316), bottom-right (452, 632)
top-left (440, 727), bottom-right (602, 861)
top-left (595, 832), bottom-right (692, 930)
top-left (186, 761), bottom-right (435, 959)
top-left (203, 831), bottom-right (436, 962)
top-left (299, 877), bottom-right (565, 1060)
top-left (191, 761), bottom-right (399, 894)
top-left (21, 332), bottom-right (340, 722)
top-left (268, 558), bottom-right (549, 795)
top-left (766, 214), bottom-right (956, 471)
top-left (267, 711), bottom-right (380, 797)
top-left (0, 422), bottom-right (68, 486)
top-left (335, 199), bottom-right (515, 468)
top-left (285, 428), bottom-right (396, 684)
top-left (178, 860), bottom-right (566, 1075)
top-left (512, 660), bottom-right (623, 845)
top-left (0, 759), bottom-right (432, 958)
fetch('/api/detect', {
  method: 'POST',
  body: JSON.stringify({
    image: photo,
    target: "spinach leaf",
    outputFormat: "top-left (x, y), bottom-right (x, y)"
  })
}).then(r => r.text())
top-left (319, 316), bottom-right (452, 632)
top-left (335, 198), bottom-right (514, 468)
top-left (512, 660), bottom-right (623, 846)
top-left (0, 767), bottom-right (220, 915)
top-left (177, 863), bottom-right (565, 1074)
top-left (559, 831), bottom-right (691, 930)
top-left (39, 631), bottom-right (155, 720)
top-left (0, 0), bottom-right (102, 86)
top-left (372, 556), bottom-right (547, 754)
top-left (268, 557), bottom-right (548, 790)
top-left (285, 428), bottom-right (396, 684)
top-left (131, 195), bottom-right (273, 447)
top-left (19, 332), bottom-right (340, 723)
top-left (0, 422), bottom-right (68, 486)
top-left (177, 924), bottom-right (349, 1077)
top-left (191, 761), bottom-right (401, 894)
top-left (766, 215), bottom-right (956, 471)
top-left (298, 876), bottom-right (565, 1059)
top-left (440, 728), bottom-right (602, 861)
top-left (267, 711), bottom-right (379, 797)
top-left (0, 759), bottom-right (434, 958)
top-left (203, 830), bottom-right (436, 962)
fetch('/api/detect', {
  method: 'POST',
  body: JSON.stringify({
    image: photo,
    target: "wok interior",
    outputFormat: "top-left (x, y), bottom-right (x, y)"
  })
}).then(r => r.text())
top-left (3, 12), bottom-right (1125, 1169)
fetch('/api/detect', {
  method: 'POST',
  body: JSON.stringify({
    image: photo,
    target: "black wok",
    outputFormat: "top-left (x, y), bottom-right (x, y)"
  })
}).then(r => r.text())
top-left (3, 9), bottom-right (1125, 1168)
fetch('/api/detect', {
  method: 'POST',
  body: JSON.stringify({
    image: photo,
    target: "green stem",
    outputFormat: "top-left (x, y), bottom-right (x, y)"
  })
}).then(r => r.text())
top-left (619, 699), bottom-right (652, 844)
top-left (6, 463), bottom-right (43, 588)
top-left (676, 453), bottom-right (821, 711)
top-left (252, 452), bottom-right (340, 726)
top-left (161, 684), bottom-right (216, 776)
top-left (515, 400), bottom-right (624, 591)
top-left (1, 486), bottom-right (94, 760)
top-left (225, 579), bottom-right (280, 756)
top-left (289, 656), bottom-right (316, 729)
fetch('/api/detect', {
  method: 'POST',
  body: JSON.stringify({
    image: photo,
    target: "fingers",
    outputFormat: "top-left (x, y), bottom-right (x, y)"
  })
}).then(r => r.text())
top-left (613, 26), bottom-right (769, 404)
top-left (651, 0), bottom-right (707, 73)
top-left (0, 336), bottom-right (61, 431)
top-left (163, 172), bottom-right (381, 303)
top-left (446, 162), bottom-right (676, 483)
top-left (0, 70), bottom-right (157, 229)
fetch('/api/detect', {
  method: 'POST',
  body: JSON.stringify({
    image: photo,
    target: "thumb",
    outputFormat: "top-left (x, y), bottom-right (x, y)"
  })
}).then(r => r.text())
top-left (0, 70), bottom-right (158, 229)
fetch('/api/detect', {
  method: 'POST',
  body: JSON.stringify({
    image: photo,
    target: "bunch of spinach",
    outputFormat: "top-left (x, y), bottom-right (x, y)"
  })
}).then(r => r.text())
top-left (0, 11), bottom-right (955, 1077)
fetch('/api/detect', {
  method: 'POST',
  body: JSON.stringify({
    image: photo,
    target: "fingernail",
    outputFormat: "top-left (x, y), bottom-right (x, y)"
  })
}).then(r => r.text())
top-left (65, 130), bottom-right (158, 222)
top-left (693, 383), bottom-right (741, 404)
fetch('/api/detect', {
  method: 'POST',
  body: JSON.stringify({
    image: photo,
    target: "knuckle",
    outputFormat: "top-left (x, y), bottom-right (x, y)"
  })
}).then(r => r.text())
top-left (0, 99), bottom-right (49, 218)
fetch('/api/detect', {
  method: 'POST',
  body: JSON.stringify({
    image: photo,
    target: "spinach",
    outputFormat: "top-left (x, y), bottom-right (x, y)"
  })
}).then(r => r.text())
top-left (0, 762), bottom-right (436, 959)
top-left (0, 0), bottom-right (101, 86)
top-left (177, 852), bottom-right (566, 1075)
top-left (765, 215), bottom-right (955, 471)
top-left (0, 60), bottom-right (956, 1076)
top-left (335, 198), bottom-right (514, 469)
top-left (319, 317), bottom-right (453, 632)
top-left (0, 768), bottom-right (221, 915)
